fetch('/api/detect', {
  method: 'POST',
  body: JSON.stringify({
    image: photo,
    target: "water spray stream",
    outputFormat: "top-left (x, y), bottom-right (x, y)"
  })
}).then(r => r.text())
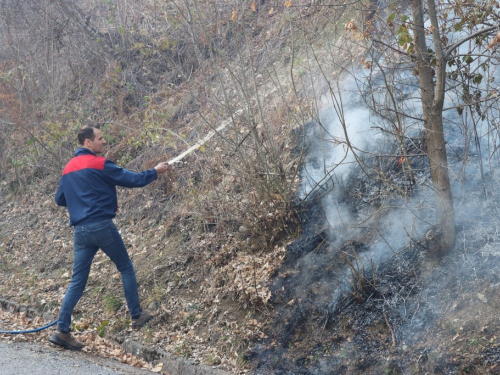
top-left (167, 109), bottom-right (244, 164)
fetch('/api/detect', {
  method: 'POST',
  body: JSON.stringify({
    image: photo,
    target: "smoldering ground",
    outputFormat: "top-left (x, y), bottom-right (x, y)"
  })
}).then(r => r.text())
top-left (248, 63), bottom-right (500, 373)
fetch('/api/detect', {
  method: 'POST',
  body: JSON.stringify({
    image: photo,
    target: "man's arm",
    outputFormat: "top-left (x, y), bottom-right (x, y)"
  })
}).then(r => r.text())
top-left (103, 160), bottom-right (172, 188)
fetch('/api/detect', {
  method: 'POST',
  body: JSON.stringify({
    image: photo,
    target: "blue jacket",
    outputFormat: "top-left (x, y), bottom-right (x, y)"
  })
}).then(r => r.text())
top-left (55, 148), bottom-right (158, 226)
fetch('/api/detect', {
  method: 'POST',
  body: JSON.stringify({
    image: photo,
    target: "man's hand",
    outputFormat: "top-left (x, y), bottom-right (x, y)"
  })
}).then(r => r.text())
top-left (154, 162), bottom-right (172, 175)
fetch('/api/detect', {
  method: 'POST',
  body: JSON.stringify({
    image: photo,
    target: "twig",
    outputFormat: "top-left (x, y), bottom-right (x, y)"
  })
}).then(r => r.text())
top-left (253, 259), bottom-right (259, 301)
top-left (383, 309), bottom-right (396, 349)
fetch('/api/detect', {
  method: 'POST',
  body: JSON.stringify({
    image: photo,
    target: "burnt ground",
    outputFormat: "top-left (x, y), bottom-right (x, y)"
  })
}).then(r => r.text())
top-left (247, 145), bottom-right (500, 374)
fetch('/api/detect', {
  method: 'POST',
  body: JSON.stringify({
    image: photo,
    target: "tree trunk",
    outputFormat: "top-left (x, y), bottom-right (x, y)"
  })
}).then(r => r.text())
top-left (410, 0), bottom-right (456, 254)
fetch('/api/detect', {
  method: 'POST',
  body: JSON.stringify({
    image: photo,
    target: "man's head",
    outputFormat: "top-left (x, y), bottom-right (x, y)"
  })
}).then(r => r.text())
top-left (78, 125), bottom-right (106, 155)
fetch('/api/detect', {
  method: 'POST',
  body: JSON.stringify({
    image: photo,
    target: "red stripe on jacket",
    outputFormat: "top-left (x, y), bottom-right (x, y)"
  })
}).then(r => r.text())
top-left (62, 154), bottom-right (106, 175)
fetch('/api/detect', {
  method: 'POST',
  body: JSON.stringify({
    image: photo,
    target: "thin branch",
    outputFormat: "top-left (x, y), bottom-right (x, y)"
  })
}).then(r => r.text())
top-left (383, 308), bottom-right (396, 348)
top-left (371, 38), bottom-right (410, 57)
top-left (444, 25), bottom-right (499, 60)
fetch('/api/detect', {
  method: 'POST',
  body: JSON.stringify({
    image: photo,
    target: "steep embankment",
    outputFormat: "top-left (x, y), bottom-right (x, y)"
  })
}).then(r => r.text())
top-left (3, 1), bottom-right (500, 375)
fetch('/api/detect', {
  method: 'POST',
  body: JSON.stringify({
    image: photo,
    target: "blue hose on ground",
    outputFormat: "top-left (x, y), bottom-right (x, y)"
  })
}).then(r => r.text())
top-left (0, 319), bottom-right (57, 334)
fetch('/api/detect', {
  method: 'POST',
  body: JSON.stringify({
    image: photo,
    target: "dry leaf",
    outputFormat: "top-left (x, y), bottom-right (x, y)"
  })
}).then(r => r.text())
top-left (284, 0), bottom-right (292, 7)
top-left (486, 32), bottom-right (500, 50)
top-left (268, 7), bottom-right (274, 15)
top-left (344, 20), bottom-right (357, 32)
top-left (152, 363), bottom-right (164, 373)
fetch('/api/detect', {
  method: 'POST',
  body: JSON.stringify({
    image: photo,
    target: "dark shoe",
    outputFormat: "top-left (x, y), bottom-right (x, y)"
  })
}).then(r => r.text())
top-left (49, 330), bottom-right (84, 350)
top-left (132, 311), bottom-right (153, 329)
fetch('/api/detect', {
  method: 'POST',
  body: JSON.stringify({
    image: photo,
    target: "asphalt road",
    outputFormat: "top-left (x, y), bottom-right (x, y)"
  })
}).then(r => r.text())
top-left (0, 340), bottom-right (154, 375)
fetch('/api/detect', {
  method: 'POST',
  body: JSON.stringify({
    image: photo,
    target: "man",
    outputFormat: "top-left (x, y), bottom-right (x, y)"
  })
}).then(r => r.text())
top-left (49, 125), bottom-right (171, 350)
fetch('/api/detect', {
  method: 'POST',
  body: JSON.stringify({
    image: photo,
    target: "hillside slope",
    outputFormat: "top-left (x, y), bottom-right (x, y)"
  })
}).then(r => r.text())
top-left (2, 1), bottom-right (500, 375)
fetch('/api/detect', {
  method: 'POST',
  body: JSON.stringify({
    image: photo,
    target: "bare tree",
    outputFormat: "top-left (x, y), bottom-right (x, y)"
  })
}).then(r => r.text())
top-left (409, 0), bottom-right (456, 253)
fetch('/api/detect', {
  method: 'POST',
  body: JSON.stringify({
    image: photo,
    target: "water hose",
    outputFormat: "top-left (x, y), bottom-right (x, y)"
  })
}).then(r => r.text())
top-left (166, 109), bottom-right (243, 165)
top-left (0, 319), bottom-right (57, 334)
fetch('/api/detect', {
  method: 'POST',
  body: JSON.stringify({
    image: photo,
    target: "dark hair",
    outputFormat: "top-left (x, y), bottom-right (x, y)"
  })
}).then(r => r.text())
top-left (77, 125), bottom-right (100, 145)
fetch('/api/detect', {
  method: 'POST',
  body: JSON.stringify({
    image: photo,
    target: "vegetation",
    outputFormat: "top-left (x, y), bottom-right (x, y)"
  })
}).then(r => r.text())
top-left (2, 0), bottom-right (500, 374)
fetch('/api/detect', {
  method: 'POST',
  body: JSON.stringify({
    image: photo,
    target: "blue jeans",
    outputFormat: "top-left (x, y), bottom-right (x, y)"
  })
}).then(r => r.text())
top-left (57, 220), bottom-right (142, 333)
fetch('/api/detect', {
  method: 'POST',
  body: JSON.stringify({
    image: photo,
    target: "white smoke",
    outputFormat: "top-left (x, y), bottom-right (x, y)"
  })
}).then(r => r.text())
top-left (300, 72), bottom-right (381, 197)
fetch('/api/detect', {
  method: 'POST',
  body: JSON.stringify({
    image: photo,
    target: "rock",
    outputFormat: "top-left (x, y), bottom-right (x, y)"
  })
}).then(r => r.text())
top-left (148, 301), bottom-right (159, 311)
